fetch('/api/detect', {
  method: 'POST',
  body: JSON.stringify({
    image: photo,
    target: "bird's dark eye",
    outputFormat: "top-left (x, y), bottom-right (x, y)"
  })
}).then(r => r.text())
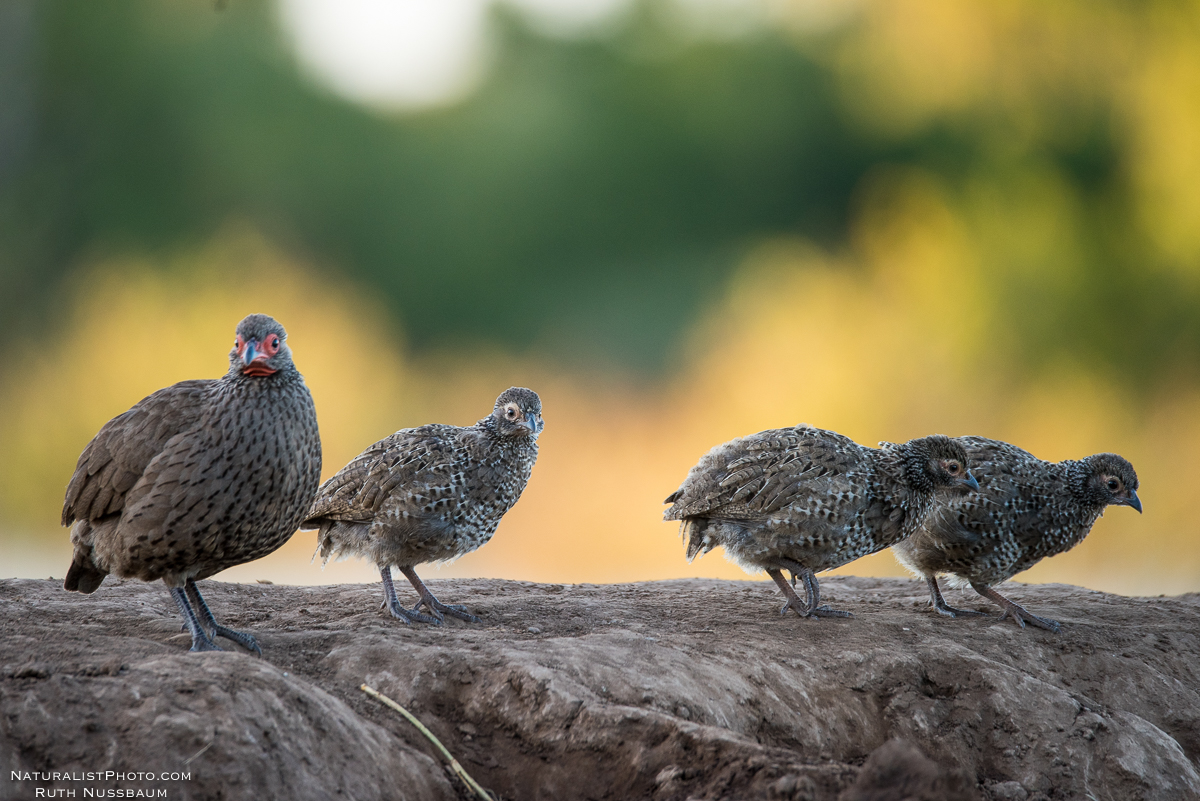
top-left (947, 462), bottom-right (959, 474)
top-left (1107, 478), bottom-right (1120, 492)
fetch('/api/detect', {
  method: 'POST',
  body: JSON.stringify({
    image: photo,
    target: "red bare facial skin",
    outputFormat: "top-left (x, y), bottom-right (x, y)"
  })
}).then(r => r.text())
top-left (242, 362), bottom-right (277, 377)
top-left (236, 335), bottom-right (280, 377)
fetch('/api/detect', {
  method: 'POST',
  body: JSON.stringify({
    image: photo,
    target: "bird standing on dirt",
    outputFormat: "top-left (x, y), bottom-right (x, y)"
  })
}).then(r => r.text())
top-left (892, 437), bottom-right (1141, 632)
top-left (62, 314), bottom-right (322, 653)
top-left (664, 426), bottom-right (979, 618)
top-left (303, 387), bottom-right (542, 625)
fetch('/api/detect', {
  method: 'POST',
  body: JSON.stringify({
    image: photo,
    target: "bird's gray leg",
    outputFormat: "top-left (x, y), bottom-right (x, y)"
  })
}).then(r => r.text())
top-left (777, 559), bottom-right (853, 618)
top-left (380, 568), bottom-right (443, 626)
top-left (185, 579), bottom-right (262, 656)
top-left (926, 576), bottom-right (987, 619)
top-left (169, 586), bottom-right (222, 652)
top-left (400, 566), bottom-right (480, 623)
top-left (774, 558), bottom-right (813, 609)
top-left (767, 568), bottom-right (810, 617)
top-left (971, 583), bottom-right (1061, 633)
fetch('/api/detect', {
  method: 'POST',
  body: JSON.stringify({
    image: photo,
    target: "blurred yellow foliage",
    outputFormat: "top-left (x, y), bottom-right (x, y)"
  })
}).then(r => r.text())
top-left (3, 202), bottom-right (1197, 595)
top-left (1127, 9), bottom-right (1200, 265)
top-left (5, 0), bottom-right (1200, 597)
top-left (831, 0), bottom-right (1200, 274)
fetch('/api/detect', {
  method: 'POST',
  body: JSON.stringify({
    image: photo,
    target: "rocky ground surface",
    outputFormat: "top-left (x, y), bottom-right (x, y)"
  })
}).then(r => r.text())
top-left (1, 576), bottom-right (1198, 801)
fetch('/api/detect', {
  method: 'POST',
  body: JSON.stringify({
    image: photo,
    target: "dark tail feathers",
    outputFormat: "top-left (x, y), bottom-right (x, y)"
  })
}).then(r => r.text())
top-left (681, 519), bottom-right (710, 562)
top-left (64, 548), bottom-right (106, 593)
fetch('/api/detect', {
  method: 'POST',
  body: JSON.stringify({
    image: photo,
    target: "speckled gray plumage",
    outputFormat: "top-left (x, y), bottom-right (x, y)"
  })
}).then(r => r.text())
top-left (664, 425), bottom-right (978, 618)
top-left (892, 436), bottom-right (1141, 631)
top-left (303, 387), bottom-right (542, 624)
top-left (62, 314), bottom-right (322, 652)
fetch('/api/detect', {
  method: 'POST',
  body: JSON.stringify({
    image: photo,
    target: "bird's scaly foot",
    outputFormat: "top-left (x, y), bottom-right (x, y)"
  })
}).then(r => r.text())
top-left (808, 605), bottom-right (853, 618)
top-left (208, 624), bottom-right (262, 655)
top-left (414, 595), bottom-right (480, 623)
top-left (189, 634), bottom-right (224, 652)
top-left (973, 583), bottom-right (1061, 633)
top-left (768, 568), bottom-right (823, 619)
top-left (926, 576), bottom-right (987, 619)
top-left (186, 580), bottom-right (262, 655)
top-left (380, 568), bottom-right (443, 626)
top-left (994, 605), bottom-right (1061, 633)
top-left (778, 596), bottom-right (809, 617)
top-left (399, 565), bottom-right (479, 623)
top-left (380, 596), bottom-right (443, 626)
top-left (775, 561), bottom-right (852, 619)
top-left (171, 585), bottom-right (225, 653)
top-left (778, 599), bottom-right (851, 618)
top-left (933, 603), bottom-right (988, 619)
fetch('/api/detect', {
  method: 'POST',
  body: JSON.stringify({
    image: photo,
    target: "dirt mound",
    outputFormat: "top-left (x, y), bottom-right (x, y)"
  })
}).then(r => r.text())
top-left (2, 576), bottom-right (1198, 800)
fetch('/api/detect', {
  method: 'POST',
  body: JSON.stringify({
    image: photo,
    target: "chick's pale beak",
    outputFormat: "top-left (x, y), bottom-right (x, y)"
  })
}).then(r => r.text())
top-left (1125, 489), bottom-right (1143, 514)
top-left (523, 414), bottom-right (543, 435)
top-left (961, 472), bottom-right (980, 491)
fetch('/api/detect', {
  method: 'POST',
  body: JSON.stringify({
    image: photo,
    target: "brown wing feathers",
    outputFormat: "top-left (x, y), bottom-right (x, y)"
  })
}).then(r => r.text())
top-left (62, 380), bottom-right (213, 527)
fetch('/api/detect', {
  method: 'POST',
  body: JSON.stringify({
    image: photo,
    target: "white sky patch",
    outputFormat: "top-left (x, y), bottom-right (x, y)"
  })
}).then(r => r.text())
top-left (277, 0), bottom-right (491, 111)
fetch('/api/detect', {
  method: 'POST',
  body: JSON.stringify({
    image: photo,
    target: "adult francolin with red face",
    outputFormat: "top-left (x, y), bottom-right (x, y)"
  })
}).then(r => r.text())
top-left (62, 313), bottom-right (322, 653)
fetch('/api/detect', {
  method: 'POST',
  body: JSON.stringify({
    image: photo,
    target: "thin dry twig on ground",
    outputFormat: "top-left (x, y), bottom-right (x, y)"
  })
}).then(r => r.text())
top-left (360, 683), bottom-right (493, 801)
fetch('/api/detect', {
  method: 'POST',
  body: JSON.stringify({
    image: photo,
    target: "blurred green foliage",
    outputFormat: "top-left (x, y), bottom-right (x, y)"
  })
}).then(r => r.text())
top-left (1, 0), bottom-right (1197, 379)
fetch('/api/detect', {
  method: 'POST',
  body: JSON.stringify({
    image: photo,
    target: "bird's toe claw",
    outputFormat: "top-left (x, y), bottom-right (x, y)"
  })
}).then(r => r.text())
top-left (779, 599), bottom-right (809, 618)
top-left (998, 609), bottom-right (1027, 629)
top-left (934, 604), bottom-right (987, 619)
top-left (403, 605), bottom-right (444, 626)
top-left (440, 604), bottom-right (480, 623)
top-left (213, 626), bottom-right (262, 656)
top-left (416, 597), bottom-right (479, 623)
top-left (1023, 613), bottom-right (1061, 633)
top-left (412, 600), bottom-right (445, 621)
top-left (810, 605), bottom-right (853, 618)
top-left (385, 604), bottom-right (413, 624)
top-left (386, 597), bottom-right (443, 625)
top-left (998, 606), bottom-right (1062, 633)
top-left (189, 637), bottom-right (224, 653)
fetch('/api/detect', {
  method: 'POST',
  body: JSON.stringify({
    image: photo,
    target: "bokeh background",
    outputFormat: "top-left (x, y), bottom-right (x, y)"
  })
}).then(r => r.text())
top-left (2, 0), bottom-right (1198, 595)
